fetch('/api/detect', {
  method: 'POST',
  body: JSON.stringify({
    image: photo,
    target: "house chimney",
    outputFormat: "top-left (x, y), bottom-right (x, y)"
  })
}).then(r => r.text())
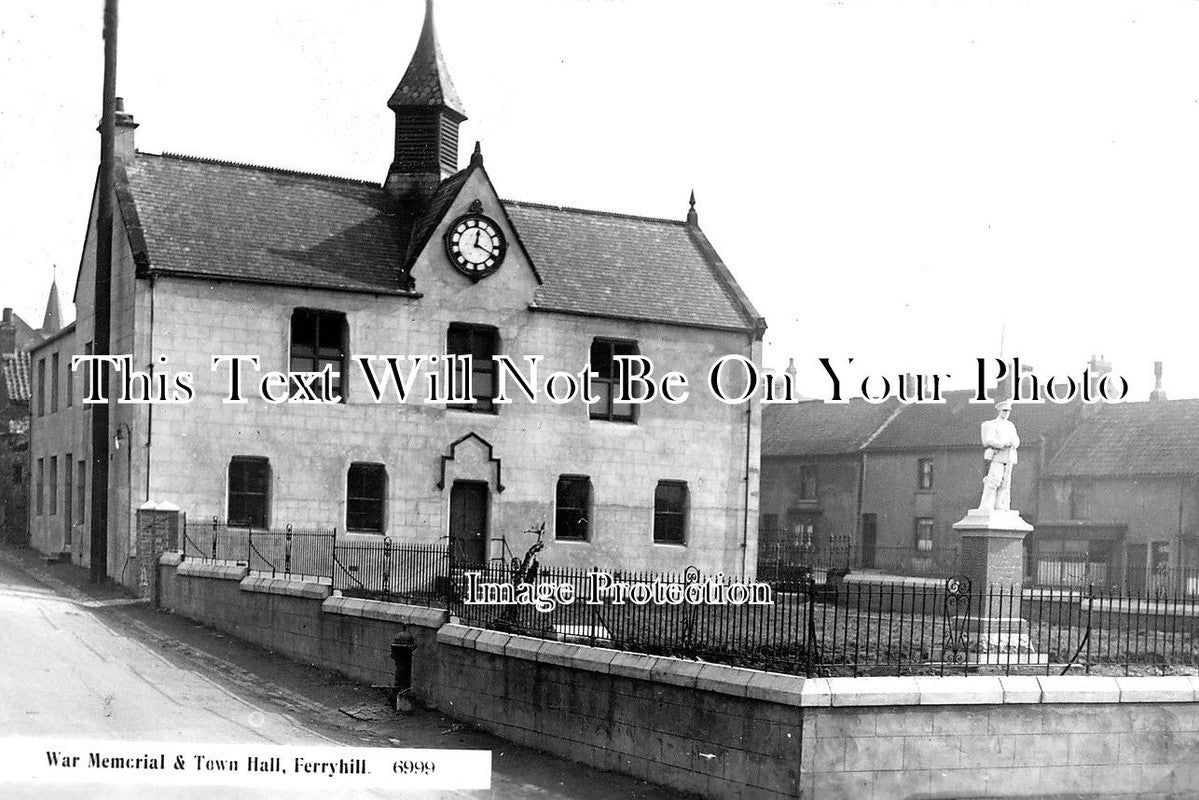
top-left (114, 97), bottom-right (138, 162)
top-left (2, 308), bottom-right (11, 326)
top-left (1150, 361), bottom-right (1167, 402)
top-left (97, 97), bottom-right (137, 162)
top-left (1087, 353), bottom-right (1111, 399)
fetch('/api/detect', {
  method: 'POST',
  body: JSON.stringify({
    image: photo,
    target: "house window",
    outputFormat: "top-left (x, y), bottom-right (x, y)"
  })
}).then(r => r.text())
top-left (1151, 541), bottom-right (1170, 574)
top-left (35, 458), bottom-right (43, 514)
top-left (66, 351), bottom-right (73, 407)
top-left (799, 465), bottom-right (818, 500)
top-left (914, 517), bottom-right (935, 553)
top-left (653, 480), bottom-right (688, 544)
top-left (786, 508), bottom-right (817, 549)
top-left (49, 456), bottom-right (58, 515)
top-left (589, 338), bottom-right (638, 422)
top-left (11, 463), bottom-right (20, 486)
top-left (346, 463), bottom-right (386, 533)
top-left (37, 358), bottom-right (45, 416)
top-left (555, 475), bottom-right (591, 541)
top-left (290, 309), bottom-right (347, 400)
top-left (228, 457), bottom-right (270, 528)
top-left (917, 458), bottom-right (934, 491)
top-left (446, 323), bottom-right (498, 412)
top-left (1069, 484), bottom-right (1090, 520)
top-left (76, 460), bottom-right (86, 519)
top-left (51, 353), bottom-right (59, 413)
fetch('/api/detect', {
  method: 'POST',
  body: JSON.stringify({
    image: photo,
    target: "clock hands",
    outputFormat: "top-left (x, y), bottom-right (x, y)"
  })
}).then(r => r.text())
top-left (473, 230), bottom-right (495, 257)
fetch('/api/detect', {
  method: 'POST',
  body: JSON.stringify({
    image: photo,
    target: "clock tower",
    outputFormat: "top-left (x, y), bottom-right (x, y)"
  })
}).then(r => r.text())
top-left (385, 0), bottom-right (468, 209)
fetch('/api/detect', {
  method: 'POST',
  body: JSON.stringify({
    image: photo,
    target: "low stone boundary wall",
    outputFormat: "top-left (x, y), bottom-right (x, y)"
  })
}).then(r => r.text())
top-left (158, 556), bottom-right (447, 697)
top-left (437, 623), bottom-right (802, 799)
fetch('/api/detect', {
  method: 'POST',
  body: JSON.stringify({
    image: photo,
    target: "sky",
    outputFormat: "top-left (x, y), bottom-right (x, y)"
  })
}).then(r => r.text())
top-left (2, 1), bottom-right (1198, 399)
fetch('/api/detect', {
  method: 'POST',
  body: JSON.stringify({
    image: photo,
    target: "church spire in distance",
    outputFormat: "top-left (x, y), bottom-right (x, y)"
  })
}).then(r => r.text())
top-left (386, 0), bottom-right (469, 203)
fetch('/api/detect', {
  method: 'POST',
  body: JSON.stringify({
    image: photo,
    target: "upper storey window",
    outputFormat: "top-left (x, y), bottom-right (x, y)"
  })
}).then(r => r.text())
top-left (290, 309), bottom-right (347, 401)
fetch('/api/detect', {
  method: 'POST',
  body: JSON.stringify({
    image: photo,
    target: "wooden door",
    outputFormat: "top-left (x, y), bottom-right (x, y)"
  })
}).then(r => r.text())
top-left (449, 481), bottom-right (489, 565)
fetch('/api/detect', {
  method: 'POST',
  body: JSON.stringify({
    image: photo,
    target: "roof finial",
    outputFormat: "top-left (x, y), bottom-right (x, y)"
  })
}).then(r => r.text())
top-left (470, 141), bottom-right (484, 168)
top-left (686, 189), bottom-right (698, 227)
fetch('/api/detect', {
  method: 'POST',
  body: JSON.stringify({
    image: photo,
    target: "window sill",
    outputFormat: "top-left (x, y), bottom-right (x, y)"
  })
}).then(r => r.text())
top-left (652, 541), bottom-right (687, 547)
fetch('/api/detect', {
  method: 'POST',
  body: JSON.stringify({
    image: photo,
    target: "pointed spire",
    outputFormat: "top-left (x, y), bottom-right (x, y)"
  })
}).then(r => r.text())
top-left (41, 275), bottom-right (62, 335)
top-left (686, 189), bottom-right (699, 227)
top-left (388, 0), bottom-right (466, 121)
top-left (386, 0), bottom-right (469, 200)
top-left (470, 141), bottom-right (484, 168)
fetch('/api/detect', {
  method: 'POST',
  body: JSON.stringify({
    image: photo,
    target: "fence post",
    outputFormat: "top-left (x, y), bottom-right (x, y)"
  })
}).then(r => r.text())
top-left (330, 528), bottom-right (338, 589)
top-left (1085, 583), bottom-right (1094, 675)
top-left (285, 524), bottom-right (293, 576)
top-left (211, 516), bottom-right (219, 560)
top-left (805, 575), bottom-right (818, 677)
top-left (382, 537), bottom-right (392, 602)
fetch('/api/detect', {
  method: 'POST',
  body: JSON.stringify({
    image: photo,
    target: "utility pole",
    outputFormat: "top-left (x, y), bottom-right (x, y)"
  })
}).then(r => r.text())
top-left (90, 0), bottom-right (117, 582)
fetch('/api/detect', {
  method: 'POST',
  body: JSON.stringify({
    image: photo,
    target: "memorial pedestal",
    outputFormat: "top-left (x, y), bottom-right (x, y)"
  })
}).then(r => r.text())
top-left (952, 508), bottom-right (1045, 667)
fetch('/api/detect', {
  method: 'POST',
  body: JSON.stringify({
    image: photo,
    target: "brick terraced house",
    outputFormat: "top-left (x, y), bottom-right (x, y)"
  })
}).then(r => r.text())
top-left (30, 2), bottom-right (765, 585)
top-left (3, 286), bottom-right (63, 545)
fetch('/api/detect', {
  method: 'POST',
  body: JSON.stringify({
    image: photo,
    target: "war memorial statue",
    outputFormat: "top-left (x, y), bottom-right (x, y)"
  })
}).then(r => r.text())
top-left (977, 399), bottom-right (1019, 512)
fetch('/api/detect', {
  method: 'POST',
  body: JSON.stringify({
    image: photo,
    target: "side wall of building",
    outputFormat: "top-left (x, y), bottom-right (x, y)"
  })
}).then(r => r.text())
top-left (758, 454), bottom-right (859, 559)
top-left (861, 447), bottom-right (1039, 558)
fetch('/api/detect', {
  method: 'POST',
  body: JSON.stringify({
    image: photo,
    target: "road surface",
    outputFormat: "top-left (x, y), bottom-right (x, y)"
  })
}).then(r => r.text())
top-left (0, 547), bottom-right (688, 800)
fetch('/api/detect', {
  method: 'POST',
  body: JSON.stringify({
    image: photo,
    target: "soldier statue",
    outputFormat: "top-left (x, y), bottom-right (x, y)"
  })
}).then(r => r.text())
top-left (977, 399), bottom-right (1019, 512)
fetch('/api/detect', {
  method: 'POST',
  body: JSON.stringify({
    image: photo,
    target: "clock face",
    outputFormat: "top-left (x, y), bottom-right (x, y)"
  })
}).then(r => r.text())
top-left (445, 213), bottom-right (507, 279)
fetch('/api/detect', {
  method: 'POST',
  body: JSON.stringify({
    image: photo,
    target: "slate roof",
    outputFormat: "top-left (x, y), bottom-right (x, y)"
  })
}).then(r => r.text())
top-left (118, 152), bottom-right (760, 332)
top-left (387, 0), bottom-right (466, 120)
top-left (2, 351), bottom-right (31, 403)
top-left (863, 390), bottom-right (1080, 452)
top-left (122, 154), bottom-right (409, 294)
top-left (1044, 400), bottom-right (1199, 477)
top-left (762, 399), bottom-right (898, 457)
top-left (506, 201), bottom-right (759, 331)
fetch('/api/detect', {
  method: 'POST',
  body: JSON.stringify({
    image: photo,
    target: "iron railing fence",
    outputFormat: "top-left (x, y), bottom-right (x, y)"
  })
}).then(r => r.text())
top-left (332, 538), bottom-right (450, 604)
top-left (756, 539), bottom-right (961, 582)
top-left (452, 563), bottom-right (1199, 677)
top-left (180, 520), bottom-right (450, 606)
top-left (247, 527), bottom-right (336, 583)
top-left (1027, 558), bottom-right (1199, 599)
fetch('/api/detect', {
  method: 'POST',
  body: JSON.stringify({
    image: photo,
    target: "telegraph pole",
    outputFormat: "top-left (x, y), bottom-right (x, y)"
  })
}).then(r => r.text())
top-left (90, 0), bottom-right (117, 582)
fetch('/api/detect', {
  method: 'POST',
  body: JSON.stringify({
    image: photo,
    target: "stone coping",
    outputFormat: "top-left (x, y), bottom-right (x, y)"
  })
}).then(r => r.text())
top-left (323, 596), bottom-right (448, 628)
top-left (842, 573), bottom-right (944, 589)
top-left (176, 561), bottom-right (248, 581)
top-left (241, 576), bottom-right (331, 600)
top-left (438, 624), bottom-right (1199, 708)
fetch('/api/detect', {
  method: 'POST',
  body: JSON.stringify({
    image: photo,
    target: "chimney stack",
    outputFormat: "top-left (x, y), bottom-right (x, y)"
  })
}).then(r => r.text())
top-left (1087, 353), bottom-right (1112, 399)
top-left (98, 97), bottom-right (137, 162)
top-left (115, 97), bottom-right (138, 161)
top-left (1150, 361), bottom-right (1167, 402)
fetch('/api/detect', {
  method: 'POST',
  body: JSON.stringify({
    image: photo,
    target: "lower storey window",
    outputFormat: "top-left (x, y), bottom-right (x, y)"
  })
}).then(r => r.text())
top-left (653, 480), bottom-right (688, 544)
top-left (555, 475), bottom-right (591, 541)
top-left (914, 518), bottom-right (934, 553)
top-left (228, 457), bottom-right (270, 528)
top-left (347, 463), bottom-right (386, 533)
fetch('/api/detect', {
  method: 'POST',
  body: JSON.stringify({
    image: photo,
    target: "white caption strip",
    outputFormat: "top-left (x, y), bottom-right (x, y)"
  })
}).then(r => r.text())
top-left (2, 739), bottom-right (491, 789)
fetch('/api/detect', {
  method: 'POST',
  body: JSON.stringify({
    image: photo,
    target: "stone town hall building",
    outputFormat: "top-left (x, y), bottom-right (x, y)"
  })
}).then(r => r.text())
top-left (29, 2), bottom-right (765, 585)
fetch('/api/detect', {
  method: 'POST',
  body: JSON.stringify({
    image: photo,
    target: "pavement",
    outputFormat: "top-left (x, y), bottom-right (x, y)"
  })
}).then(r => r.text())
top-left (0, 544), bottom-right (694, 800)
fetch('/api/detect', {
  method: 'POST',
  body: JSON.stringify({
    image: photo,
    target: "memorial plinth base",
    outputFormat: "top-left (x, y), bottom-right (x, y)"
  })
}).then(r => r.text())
top-left (952, 509), bottom-right (1045, 667)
